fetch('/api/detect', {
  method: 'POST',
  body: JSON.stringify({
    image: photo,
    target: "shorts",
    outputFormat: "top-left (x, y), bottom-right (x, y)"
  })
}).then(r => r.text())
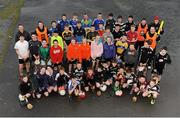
top-left (30, 54), bottom-right (39, 62)
top-left (84, 80), bottom-right (96, 87)
top-left (92, 57), bottom-right (101, 61)
top-left (68, 59), bottom-right (78, 64)
top-left (52, 62), bottom-right (62, 67)
top-left (82, 59), bottom-right (90, 71)
top-left (48, 81), bottom-right (57, 87)
top-left (125, 63), bottom-right (135, 68)
top-left (104, 58), bottom-right (113, 63)
top-left (65, 40), bottom-right (71, 46)
top-left (37, 87), bottom-right (47, 94)
top-left (19, 58), bottom-right (29, 64)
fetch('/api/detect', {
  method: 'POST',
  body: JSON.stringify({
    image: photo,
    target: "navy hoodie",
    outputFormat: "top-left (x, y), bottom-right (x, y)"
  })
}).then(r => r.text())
top-left (103, 43), bottom-right (116, 59)
top-left (36, 73), bottom-right (49, 88)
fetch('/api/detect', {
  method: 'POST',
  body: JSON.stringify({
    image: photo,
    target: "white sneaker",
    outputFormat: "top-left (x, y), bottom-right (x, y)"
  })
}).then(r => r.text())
top-left (148, 66), bottom-right (151, 70)
top-left (151, 99), bottom-right (155, 105)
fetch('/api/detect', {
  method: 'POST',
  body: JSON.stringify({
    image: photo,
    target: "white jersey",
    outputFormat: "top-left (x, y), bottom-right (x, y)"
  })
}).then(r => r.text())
top-left (14, 40), bottom-right (29, 59)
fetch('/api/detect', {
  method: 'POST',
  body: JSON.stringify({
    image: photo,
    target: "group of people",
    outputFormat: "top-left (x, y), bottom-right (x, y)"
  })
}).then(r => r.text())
top-left (14, 13), bottom-right (171, 109)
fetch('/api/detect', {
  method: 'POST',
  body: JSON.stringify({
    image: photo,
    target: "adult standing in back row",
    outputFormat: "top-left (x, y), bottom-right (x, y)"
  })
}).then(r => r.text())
top-left (73, 21), bottom-right (86, 43)
top-left (15, 24), bottom-right (31, 42)
top-left (125, 15), bottom-right (135, 32)
top-left (93, 13), bottom-right (105, 31)
top-left (35, 21), bottom-right (49, 44)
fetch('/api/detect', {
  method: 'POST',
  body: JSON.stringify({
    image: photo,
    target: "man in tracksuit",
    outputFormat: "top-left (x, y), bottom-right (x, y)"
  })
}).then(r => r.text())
top-left (69, 13), bottom-right (78, 30)
top-left (93, 13), bottom-right (105, 30)
top-left (86, 25), bottom-right (98, 42)
top-left (29, 32), bottom-right (41, 63)
top-left (15, 24), bottom-right (31, 42)
top-left (57, 14), bottom-right (69, 35)
top-left (105, 13), bottom-right (116, 32)
top-left (73, 21), bottom-right (86, 43)
top-left (153, 46), bottom-right (171, 75)
top-left (139, 40), bottom-right (153, 67)
top-left (144, 26), bottom-right (160, 69)
top-left (124, 15), bottom-right (135, 32)
top-left (149, 16), bottom-right (164, 42)
top-left (49, 21), bottom-right (59, 37)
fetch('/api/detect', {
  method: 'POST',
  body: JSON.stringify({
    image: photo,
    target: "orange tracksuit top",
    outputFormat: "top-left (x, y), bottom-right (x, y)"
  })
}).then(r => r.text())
top-left (67, 43), bottom-right (82, 62)
top-left (145, 32), bottom-right (158, 49)
top-left (80, 43), bottom-right (91, 60)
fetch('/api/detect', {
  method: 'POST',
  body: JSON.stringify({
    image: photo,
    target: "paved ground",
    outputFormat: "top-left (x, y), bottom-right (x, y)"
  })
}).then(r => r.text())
top-left (0, 0), bottom-right (180, 116)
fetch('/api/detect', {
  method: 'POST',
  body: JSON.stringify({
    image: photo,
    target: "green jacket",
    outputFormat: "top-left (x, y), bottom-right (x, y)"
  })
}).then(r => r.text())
top-left (39, 46), bottom-right (50, 61)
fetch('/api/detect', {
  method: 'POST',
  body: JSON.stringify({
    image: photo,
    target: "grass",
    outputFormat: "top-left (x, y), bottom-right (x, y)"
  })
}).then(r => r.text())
top-left (0, 0), bottom-right (24, 19)
top-left (0, 0), bottom-right (25, 66)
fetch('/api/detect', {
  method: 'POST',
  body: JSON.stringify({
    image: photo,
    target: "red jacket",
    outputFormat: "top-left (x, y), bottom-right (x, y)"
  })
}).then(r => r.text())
top-left (80, 43), bottom-right (91, 60)
top-left (127, 31), bottom-right (138, 44)
top-left (50, 46), bottom-right (63, 64)
top-left (67, 43), bottom-right (82, 62)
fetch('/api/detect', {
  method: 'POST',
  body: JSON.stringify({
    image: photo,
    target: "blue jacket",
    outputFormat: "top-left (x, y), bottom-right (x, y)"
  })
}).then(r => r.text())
top-left (69, 19), bottom-right (78, 30)
top-left (93, 18), bottom-right (105, 30)
top-left (49, 27), bottom-right (58, 36)
top-left (36, 73), bottom-right (49, 89)
top-left (103, 43), bottom-right (116, 59)
top-left (57, 19), bottom-right (69, 32)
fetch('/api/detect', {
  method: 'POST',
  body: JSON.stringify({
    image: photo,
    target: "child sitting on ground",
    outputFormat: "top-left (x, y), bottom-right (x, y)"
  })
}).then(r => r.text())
top-left (35, 67), bottom-right (49, 99)
top-left (46, 66), bottom-right (58, 94)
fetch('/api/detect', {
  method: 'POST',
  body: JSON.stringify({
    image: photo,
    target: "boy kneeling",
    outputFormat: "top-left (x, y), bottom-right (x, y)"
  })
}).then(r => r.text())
top-left (142, 79), bottom-right (160, 104)
top-left (55, 67), bottom-right (69, 96)
top-left (19, 76), bottom-right (33, 109)
top-left (68, 76), bottom-right (82, 101)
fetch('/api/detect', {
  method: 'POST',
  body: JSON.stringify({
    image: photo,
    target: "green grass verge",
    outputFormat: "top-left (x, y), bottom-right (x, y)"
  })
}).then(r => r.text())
top-left (0, 0), bottom-right (24, 19)
top-left (0, 0), bottom-right (25, 66)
